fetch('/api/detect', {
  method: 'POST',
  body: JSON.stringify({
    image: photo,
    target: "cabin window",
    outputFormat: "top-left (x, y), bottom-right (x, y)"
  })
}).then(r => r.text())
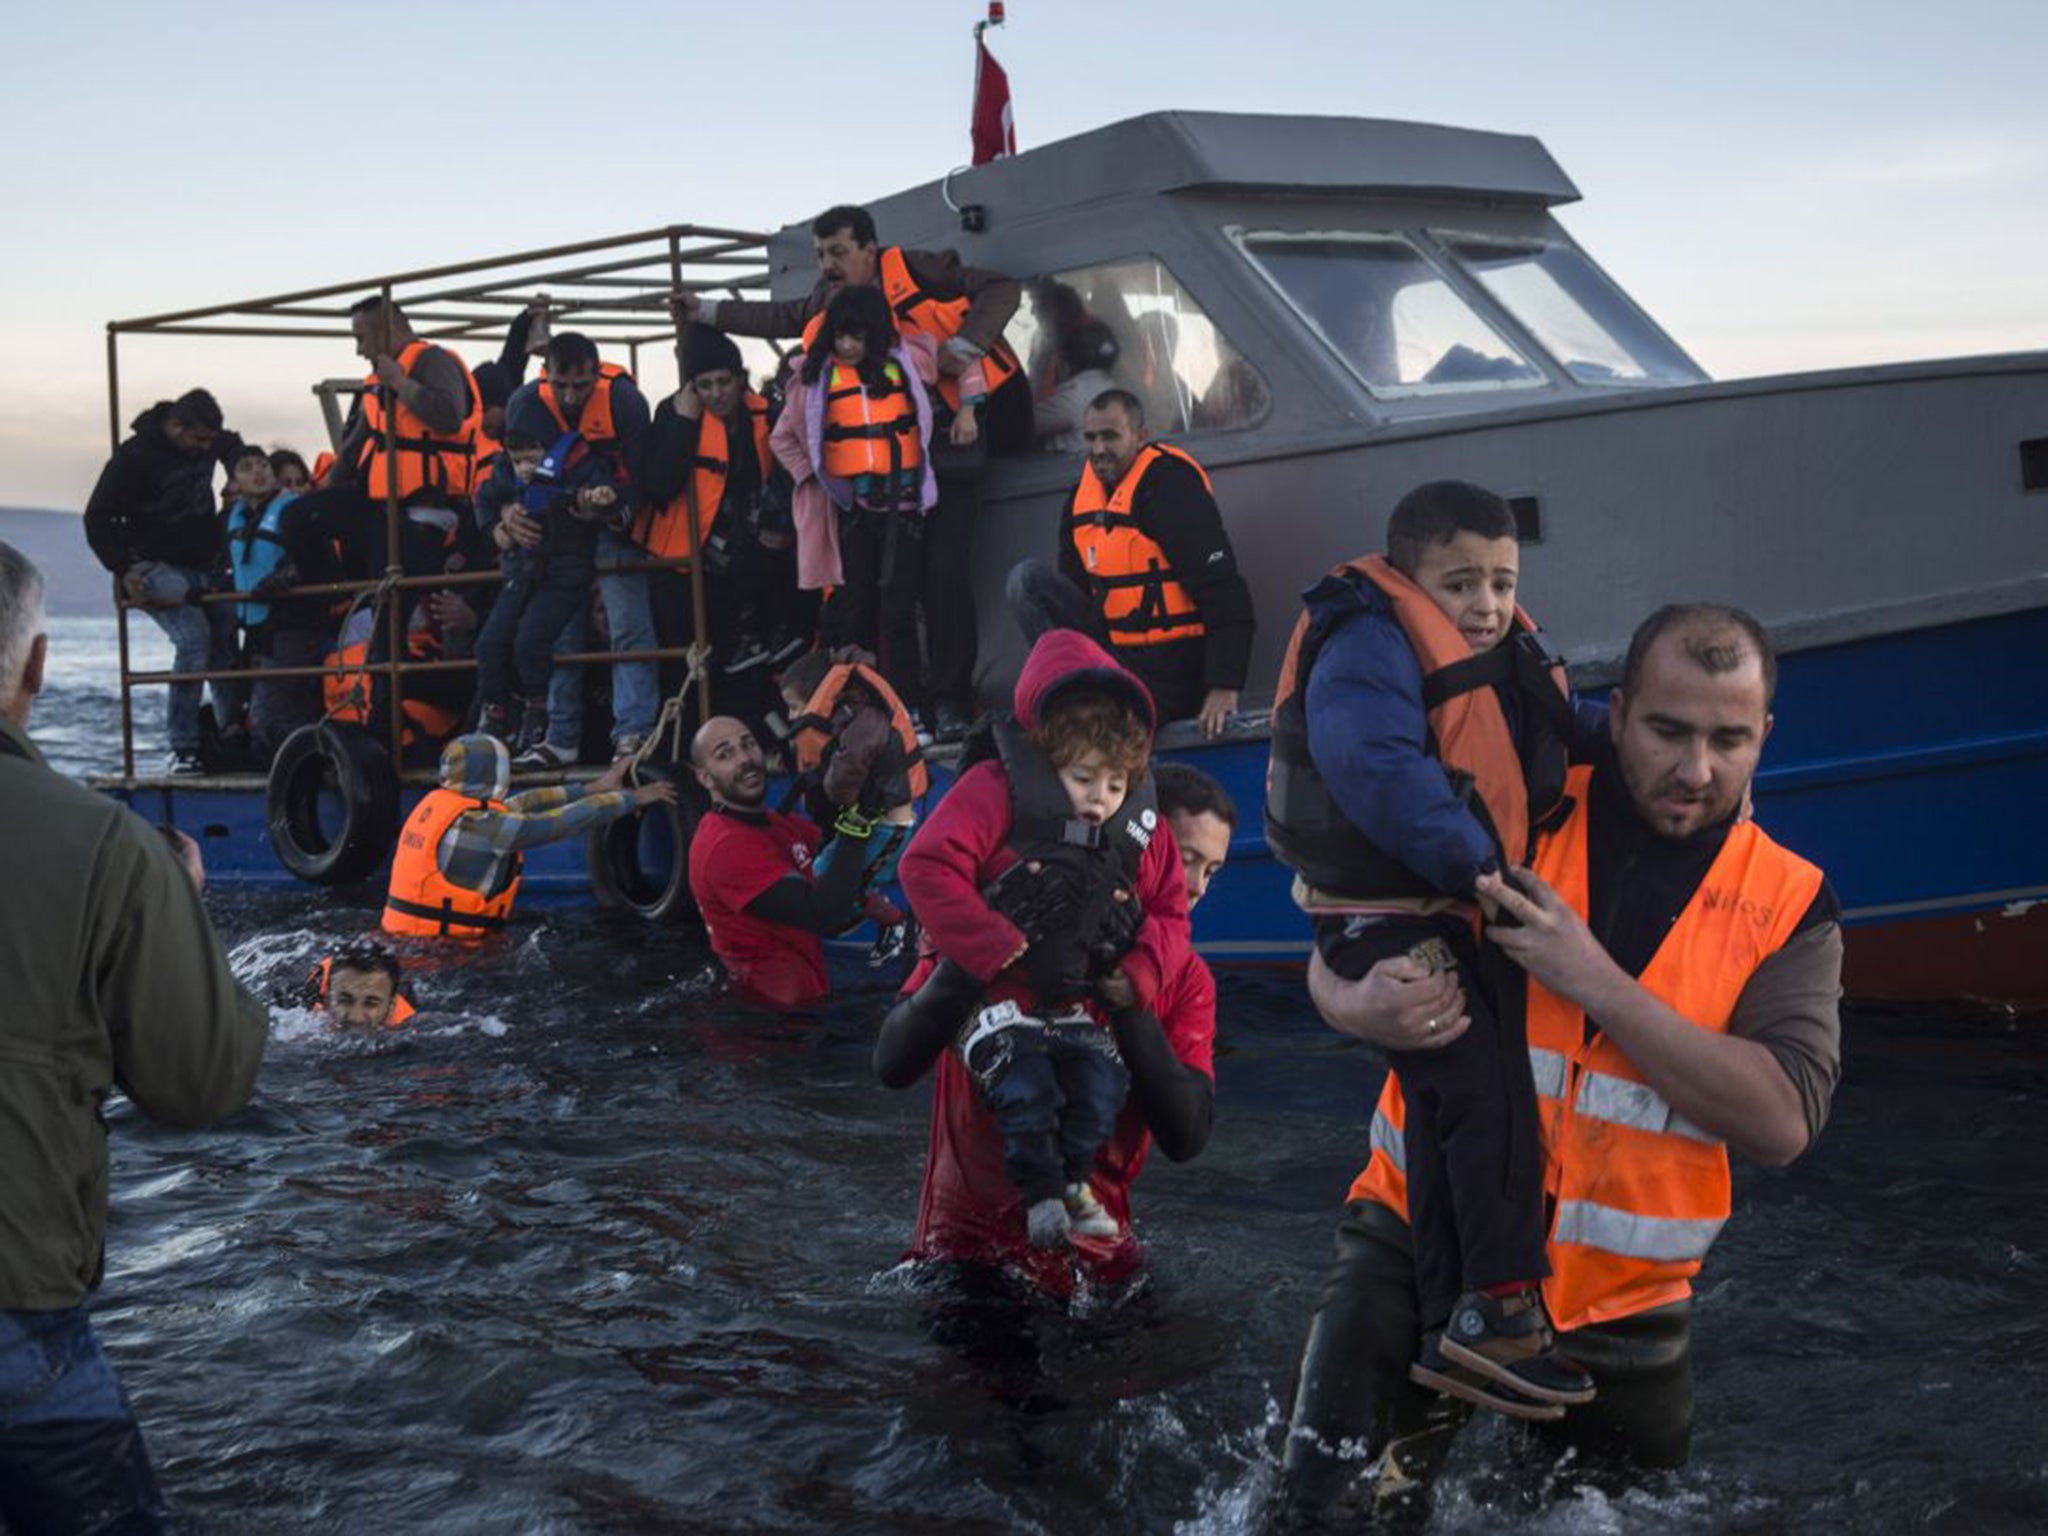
top-left (1436, 232), bottom-right (1705, 387)
top-left (1004, 257), bottom-right (1269, 454)
top-left (1233, 230), bottom-right (1541, 398)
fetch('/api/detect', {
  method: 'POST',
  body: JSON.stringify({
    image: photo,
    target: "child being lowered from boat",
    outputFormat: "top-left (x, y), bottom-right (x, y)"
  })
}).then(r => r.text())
top-left (884, 629), bottom-right (1191, 1248)
top-left (1267, 479), bottom-right (1597, 1419)
top-left (777, 645), bottom-right (921, 964)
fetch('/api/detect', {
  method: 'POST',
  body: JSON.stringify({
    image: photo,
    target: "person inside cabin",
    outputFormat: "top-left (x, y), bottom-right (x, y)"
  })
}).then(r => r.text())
top-left (637, 325), bottom-right (808, 707)
top-left (304, 943), bottom-right (416, 1029)
top-left (877, 629), bottom-right (1192, 1249)
top-left (472, 428), bottom-right (625, 760)
top-left (268, 449), bottom-right (312, 494)
top-left (82, 387), bottom-right (249, 773)
top-left (221, 444), bottom-right (322, 763)
top-left (1005, 388), bottom-right (1255, 739)
top-left (500, 332), bottom-right (657, 764)
top-left (1033, 321), bottom-right (1120, 454)
top-left (1268, 479), bottom-right (1600, 1421)
top-left (1278, 602), bottom-right (1844, 1525)
top-left (381, 735), bottom-right (674, 943)
top-left (771, 285), bottom-right (959, 718)
top-left (676, 203), bottom-right (1024, 743)
top-left (776, 645), bottom-right (919, 963)
top-left (684, 714), bottom-right (873, 1009)
top-left (876, 739), bottom-right (1226, 1298)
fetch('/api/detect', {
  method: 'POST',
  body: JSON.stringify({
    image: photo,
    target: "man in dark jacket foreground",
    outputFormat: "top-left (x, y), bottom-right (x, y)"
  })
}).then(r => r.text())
top-left (82, 389), bottom-right (247, 771)
top-left (0, 542), bottom-right (270, 1530)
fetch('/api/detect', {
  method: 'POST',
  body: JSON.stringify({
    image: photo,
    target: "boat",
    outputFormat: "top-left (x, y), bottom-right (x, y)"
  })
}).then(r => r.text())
top-left (94, 111), bottom-right (2048, 1007)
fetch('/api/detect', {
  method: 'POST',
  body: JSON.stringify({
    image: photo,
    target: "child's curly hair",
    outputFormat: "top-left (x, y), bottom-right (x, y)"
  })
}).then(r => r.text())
top-left (1031, 687), bottom-right (1151, 780)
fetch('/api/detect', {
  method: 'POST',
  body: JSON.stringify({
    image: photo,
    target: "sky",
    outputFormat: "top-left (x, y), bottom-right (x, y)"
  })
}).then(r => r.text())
top-left (3, 0), bottom-right (2043, 509)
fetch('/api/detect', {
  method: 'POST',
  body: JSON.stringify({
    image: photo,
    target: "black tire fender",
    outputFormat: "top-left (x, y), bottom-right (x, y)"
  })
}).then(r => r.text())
top-left (585, 765), bottom-right (705, 925)
top-left (265, 722), bottom-right (400, 886)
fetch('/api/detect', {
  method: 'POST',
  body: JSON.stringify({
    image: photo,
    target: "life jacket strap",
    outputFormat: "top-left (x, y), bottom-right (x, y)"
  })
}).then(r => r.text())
top-left (382, 895), bottom-right (506, 933)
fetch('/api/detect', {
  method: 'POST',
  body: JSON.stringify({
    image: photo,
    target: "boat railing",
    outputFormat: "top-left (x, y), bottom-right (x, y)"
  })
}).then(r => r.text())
top-left (104, 224), bottom-right (777, 784)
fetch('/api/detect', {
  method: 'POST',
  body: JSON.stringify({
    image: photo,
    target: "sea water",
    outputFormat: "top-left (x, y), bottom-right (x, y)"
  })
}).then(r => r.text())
top-left (27, 619), bottom-right (2048, 1532)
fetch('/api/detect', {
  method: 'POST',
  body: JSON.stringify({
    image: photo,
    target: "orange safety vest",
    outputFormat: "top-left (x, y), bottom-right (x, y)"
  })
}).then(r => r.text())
top-left (473, 427), bottom-right (504, 492)
top-left (820, 362), bottom-right (923, 482)
top-left (1347, 765), bottom-right (1825, 1333)
top-left (634, 393), bottom-right (771, 562)
top-left (1266, 553), bottom-right (1568, 897)
top-left (357, 341), bottom-right (482, 501)
top-left (310, 956), bottom-right (417, 1027)
top-left (791, 662), bottom-right (931, 802)
top-left (323, 633), bottom-right (462, 748)
top-left (381, 788), bottom-right (524, 940)
top-left (536, 361), bottom-right (629, 452)
top-left (1067, 442), bottom-right (1212, 648)
top-left (798, 246), bottom-right (1021, 414)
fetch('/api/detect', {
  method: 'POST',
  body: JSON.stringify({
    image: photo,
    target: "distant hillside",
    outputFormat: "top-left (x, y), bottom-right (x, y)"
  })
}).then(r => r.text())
top-left (0, 507), bottom-right (112, 615)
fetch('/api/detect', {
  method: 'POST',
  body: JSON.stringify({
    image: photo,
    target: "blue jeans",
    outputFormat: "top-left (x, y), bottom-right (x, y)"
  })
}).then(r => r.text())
top-left (476, 550), bottom-right (594, 710)
top-left (980, 1019), bottom-right (1130, 1203)
top-left (136, 562), bottom-right (241, 753)
top-left (0, 1306), bottom-right (174, 1532)
top-left (596, 530), bottom-right (657, 740)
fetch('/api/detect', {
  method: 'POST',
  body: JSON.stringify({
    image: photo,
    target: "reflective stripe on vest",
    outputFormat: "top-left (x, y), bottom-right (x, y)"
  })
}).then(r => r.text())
top-left (797, 248), bottom-right (1022, 414)
top-left (1347, 764), bottom-right (1824, 1332)
top-left (1067, 442), bottom-right (1211, 648)
top-left (381, 788), bottom-right (522, 940)
top-left (358, 341), bottom-right (482, 501)
top-left (635, 394), bottom-right (770, 562)
top-left (537, 363), bottom-right (627, 452)
top-left (820, 362), bottom-right (921, 481)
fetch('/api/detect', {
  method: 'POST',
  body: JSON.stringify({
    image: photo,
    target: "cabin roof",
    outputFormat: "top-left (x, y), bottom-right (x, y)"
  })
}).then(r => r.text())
top-left (860, 111), bottom-right (1580, 237)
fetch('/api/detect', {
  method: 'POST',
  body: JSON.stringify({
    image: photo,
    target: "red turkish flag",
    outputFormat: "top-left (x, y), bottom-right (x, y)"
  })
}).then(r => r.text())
top-left (970, 35), bottom-right (1015, 165)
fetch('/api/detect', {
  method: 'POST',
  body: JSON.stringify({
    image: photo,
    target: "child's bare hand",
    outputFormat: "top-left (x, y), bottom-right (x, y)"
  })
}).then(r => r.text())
top-left (949, 408), bottom-right (980, 447)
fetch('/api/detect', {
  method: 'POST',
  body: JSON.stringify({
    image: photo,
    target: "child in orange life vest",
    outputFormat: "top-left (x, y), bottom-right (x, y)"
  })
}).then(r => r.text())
top-left (1274, 480), bottom-right (1593, 1416)
top-left (785, 285), bottom-right (984, 709)
top-left (777, 646), bottom-right (917, 963)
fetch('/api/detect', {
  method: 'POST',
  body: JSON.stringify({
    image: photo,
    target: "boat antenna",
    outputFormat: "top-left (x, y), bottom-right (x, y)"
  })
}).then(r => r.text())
top-left (945, 2), bottom-right (1009, 232)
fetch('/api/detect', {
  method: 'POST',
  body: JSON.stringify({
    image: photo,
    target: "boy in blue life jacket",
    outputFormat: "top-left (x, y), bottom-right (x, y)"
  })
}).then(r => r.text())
top-left (1267, 480), bottom-right (1599, 1417)
top-left (472, 430), bottom-right (624, 759)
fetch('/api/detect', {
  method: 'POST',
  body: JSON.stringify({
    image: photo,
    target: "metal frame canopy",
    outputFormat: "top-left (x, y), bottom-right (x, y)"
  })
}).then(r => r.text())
top-left (101, 224), bottom-right (775, 783)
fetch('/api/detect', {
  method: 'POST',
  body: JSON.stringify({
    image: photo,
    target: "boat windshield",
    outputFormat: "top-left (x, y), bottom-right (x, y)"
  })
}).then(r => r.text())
top-left (1005, 256), bottom-right (1269, 445)
top-left (1436, 232), bottom-right (1706, 387)
top-left (1233, 230), bottom-right (1542, 398)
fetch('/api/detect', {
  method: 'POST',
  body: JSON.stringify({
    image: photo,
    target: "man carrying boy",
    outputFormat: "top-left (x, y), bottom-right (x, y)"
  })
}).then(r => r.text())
top-left (878, 629), bottom-right (1192, 1248)
top-left (1266, 480), bottom-right (1592, 1412)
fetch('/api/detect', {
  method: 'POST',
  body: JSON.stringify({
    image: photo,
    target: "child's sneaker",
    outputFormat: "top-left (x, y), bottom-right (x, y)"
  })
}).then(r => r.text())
top-left (477, 702), bottom-right (513, 745)
top-left (610, 733), bottom-right (644, 763)
top-left (867, 920), bottom-right (913, 967)
top-left (1026, 1196), bottom-right (1071, 1249)
top-left (724, 636), bottom-right (773, 674)
top-left (1408, 1329), bottom-right (1564, 1421)
top-left (511, 702), bottom-right (549, 758)
top-left (1437, 1288), bottom-right (1597, 1406)
top-left (1064, 1182), bottom-right (1119, 1241)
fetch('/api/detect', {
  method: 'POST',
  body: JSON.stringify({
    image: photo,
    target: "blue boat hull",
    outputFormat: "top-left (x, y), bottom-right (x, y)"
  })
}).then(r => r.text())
top-left (115, 606), bottom-right (2048, 1005)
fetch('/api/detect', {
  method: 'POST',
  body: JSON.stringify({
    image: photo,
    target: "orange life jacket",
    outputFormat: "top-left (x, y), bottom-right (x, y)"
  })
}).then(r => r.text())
top-left (473, 428), bottom-right (503, 493)
top-left (1347, 765), bottom-right (1825, 1333)
top-left (381, 788), bottom-right (523, 940)
top-left (791, 662), bottom-right (930, 809)
top-left (536, 361), bottom-right (629, 453)
top-left (634, 393), bottom-right (771, 562)
top-left (820, 362), bottom-right (923, 482)
top-left (357, 341), bottom-right (482, 502)
top-left (1067, 442), bottom-right (1212, 648)
top-left (1265, 553), bottom-right (1570, 900)
top-left (309, 956), bottom-right (417, 1027)
top-left (797, 247), bottom-right (1021, 414)
top-left (323, 631), bottom-right (462, 748)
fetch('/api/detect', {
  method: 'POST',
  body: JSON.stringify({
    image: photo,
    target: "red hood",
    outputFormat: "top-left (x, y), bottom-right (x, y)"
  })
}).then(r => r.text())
top-left (1012, 629), bottom-right (1156, 732)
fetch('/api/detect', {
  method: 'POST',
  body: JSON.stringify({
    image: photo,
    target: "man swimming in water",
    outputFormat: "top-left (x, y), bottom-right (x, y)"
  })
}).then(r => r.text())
top-left (305, 943), bottom-right (415, 1029)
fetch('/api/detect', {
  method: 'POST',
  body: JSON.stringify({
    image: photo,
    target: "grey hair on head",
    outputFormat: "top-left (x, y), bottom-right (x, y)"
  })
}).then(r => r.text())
top-left (0, 541), bottom-right (46, 689)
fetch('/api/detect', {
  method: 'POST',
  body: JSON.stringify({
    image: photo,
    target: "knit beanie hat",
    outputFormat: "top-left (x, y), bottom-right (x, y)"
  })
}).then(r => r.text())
top-left (682, 324), bottom-right (743, 381)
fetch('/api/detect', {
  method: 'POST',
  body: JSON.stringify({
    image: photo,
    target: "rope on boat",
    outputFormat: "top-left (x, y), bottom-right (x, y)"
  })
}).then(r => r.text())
top-left (627, 640), bottom-right (713, 783)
